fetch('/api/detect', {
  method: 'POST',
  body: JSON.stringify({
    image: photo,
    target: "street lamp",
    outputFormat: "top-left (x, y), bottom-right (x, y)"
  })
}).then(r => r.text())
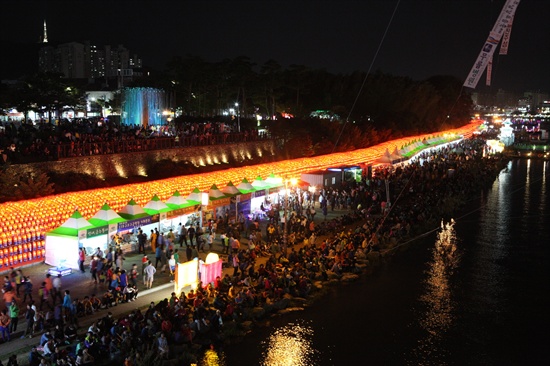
top-left (235, 102), bottom-right (241, 133)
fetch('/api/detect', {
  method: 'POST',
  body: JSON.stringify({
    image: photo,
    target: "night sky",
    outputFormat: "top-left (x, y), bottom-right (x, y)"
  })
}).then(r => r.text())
top-left (1, 0), bottom-right (549, 93)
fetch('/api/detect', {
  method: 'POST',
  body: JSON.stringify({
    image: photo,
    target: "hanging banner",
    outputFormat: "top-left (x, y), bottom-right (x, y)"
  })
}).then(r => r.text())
top-left (117, 216), bottom-right (152, 231)
top-left (86, 225), bottom-right (109, 238)
top-left (209, 197), bottom-right (231, 208)
top-left (166, 206), bottom-right (197, 219)
top-left (252, 189), bottom-right (266, 198)
top-left (499, 15), bottom-right (515, 55)
top-left (236, 193), bottom-right (252, 202)
top-left (486, 55), bottom-right (492, 86)
top-left (463, 0), bottom-right (521, 89)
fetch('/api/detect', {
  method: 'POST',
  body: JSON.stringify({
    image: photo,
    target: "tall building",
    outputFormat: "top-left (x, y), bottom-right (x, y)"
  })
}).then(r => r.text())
top-left (39, 41), bottom-right (142, 82)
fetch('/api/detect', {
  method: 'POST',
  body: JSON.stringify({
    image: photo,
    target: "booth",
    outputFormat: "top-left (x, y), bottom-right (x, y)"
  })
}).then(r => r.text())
top-left (45, 209), bottom-right (95, 274)
top-left (88, 203), bottom-right (127, 253)
top-left (203, 184), bottom-right (231, 224)
top-left (118, 199), bottom-right (155, 248)
top-left (235, 178), bottom-right (256, 219)
top-left (143, 195), bottom-right (171, 234)
top-left (250, 176), bottom-right (270, 219)
top-left (221, 181), bottom-right (242, 223)
top-left (264, 173), bottom-right (285, 205)
top-left (186, 188), bottom-right (208, 228)
top-left (165, 190), bottom-right (201, 230)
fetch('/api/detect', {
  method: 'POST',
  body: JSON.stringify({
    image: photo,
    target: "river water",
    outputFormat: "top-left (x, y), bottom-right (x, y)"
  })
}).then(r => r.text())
top-left (213, 158), bottom-right (550, 366)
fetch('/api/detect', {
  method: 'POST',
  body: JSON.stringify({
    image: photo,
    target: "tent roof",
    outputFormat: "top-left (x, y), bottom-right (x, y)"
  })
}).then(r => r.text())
top-left (186, 187), bottom-right (203, 202)
top-left (252, 176), bottom-right (269, 188)
top-left (209, 184), bottom-right (227, 200)
top-left (89, 203), bottom-right (126, 226)
top-left (221, 181), bottom-right (241, 196)
top-left (118, 199), bottom-right (148, 219)
top-left (144, 195), bottom-right (171, 214)
top-left (265, 173), bottom-right (283, 188)
top-left (236, 178), bottom-right (256, 193)
top-left (166, 190), bottom-right (189, 209)
top-left (48, 209), bottom-right (94, 237)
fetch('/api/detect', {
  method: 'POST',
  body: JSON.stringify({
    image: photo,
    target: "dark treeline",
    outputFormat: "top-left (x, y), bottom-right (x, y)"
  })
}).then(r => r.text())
top-left (155, 56), bottom-right (473, 134)
top-left (148, 56), bottom-right (474, 158)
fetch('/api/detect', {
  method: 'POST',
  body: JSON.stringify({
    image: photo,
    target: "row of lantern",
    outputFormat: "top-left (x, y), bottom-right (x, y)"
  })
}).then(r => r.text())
top-left (0, 123), bottom-right (481, 269)
top-left (0, 240), bottom-right (46, 267)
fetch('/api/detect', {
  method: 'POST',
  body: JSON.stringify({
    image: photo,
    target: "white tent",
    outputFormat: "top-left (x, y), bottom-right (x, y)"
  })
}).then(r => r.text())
top-left (236, 178), bottom-right (255, 193)
top-left (45, 209), bottom-right (94, 269)
top-left (186, 187), bottom-right (203, 203)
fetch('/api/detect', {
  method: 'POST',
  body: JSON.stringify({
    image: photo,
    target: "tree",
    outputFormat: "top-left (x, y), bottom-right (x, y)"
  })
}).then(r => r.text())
top-left (0, 171), bottom-right (54, 202)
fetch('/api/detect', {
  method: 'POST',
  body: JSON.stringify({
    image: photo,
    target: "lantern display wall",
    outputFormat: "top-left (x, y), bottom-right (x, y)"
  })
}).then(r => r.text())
top-left (0, 125), bottom-right (478, 273)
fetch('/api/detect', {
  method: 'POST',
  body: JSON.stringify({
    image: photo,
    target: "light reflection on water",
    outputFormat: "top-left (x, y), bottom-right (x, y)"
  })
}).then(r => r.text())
top-left (411, 219), bottom-right (461, 365)
top-left (260, 321), bottom-right (319, 366)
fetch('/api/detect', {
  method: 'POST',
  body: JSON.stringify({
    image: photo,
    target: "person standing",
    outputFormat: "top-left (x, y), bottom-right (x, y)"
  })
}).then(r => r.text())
top-left (141, 255), bottom-right (148, 284)
top-left (168, 255), bottom-right (176, 282)
top-left (150, 230), bottom-right (157, 253)
top-left (0, 308), bottom-right (11, 342)
top-left (115, 249), bottom-right (124, 269)
top-left (188, 225), bottom-right (196, 246)
top-left (22, 303), bottom-right (35, 338)
top-left (155, 245), bottom-right (162, 269)
top-left (8, 301), bottom-right (19, 334)
top-left (178, 224), bottom-right (188, 247)
top-left (130, 264), bottom-right (138, 287)
top-left (144, 261), bottom-right (156, 289)
top-left (22, 277), bottom-right (33, 304)
top-left (166, 229), bottom-right (176, 246)
top-left (137, 229), bottom-right (147, 254)
top-left (38, 282), bottom-right (51, 311)
top-left (90, 256), bottom-right (99, 284)
top-left (14, 269), bottom-right (24, 296)
top-left (173, 249), bottom-right (180, 264)
top-left (62, 290), bottom-right (72, 320)
top-left (51, 275), bottom-right (62, 306)
top-left (78, 248), bottom-right (86, 273)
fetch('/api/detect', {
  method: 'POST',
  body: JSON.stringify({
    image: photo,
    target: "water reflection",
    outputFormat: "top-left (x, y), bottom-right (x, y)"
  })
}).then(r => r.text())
top-left (411, 219), bottom-right (460, 365)
top-left (199, 347), bottom-right (226, 366)
top-left (260, 320), bottom-right (319, 366)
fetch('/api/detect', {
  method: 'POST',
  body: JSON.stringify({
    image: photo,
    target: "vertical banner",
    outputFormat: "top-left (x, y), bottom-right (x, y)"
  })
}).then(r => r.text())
top-left (463, 0), bottom-right (521, 89)
top-left (499, 15), bottom-right (515, 55)
top-left (486, 55), bottom-right (492, 86)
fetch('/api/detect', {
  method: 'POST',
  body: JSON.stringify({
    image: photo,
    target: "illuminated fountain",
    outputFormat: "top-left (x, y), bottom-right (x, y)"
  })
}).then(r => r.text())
top-left (121, 87), bottom-right (165, 127)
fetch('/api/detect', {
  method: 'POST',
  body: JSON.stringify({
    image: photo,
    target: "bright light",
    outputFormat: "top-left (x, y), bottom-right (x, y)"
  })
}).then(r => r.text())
top-left (205, 252), bottom-right (219, 265)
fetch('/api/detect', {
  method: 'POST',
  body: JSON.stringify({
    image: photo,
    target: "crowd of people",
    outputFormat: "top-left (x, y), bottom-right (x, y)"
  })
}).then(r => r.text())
top-left (0, 119), bottom-right (267, 164)
top-left (0, 137), bottom-right (507, 365)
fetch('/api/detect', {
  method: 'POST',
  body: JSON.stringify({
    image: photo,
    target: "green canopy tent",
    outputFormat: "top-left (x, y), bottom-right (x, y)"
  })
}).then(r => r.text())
top-left (45, 209), bottom-right (94, 270)
top-left (166, 190), bottom-right (201, 229)
top-left (206, 184), bottom-right (231, 225)
top-left (222, 181), bottom-right (242, 220)
top-left (88, 203), bottom-right (127, 249)
top-left (143, 195), bottom-right (172, 234)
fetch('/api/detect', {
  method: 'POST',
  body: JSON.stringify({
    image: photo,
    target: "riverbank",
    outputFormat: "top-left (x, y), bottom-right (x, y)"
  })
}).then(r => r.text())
top-left (1, 137), bottom-right (507, 366)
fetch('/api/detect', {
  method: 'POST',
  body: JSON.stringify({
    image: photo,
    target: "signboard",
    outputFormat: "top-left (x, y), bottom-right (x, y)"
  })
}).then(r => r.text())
top-left (209, 197), bottom-right (231, 208)
top-left (252, 189), bottom-right (266, 198)
top-left (166, 206), bottom-right (198, 219)
top-left (86, 225), bottom-right (109, 238)
top-left (117, 216), bottom-right (152, 231)
top-left (237, 193), bottom-right (252, 202)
